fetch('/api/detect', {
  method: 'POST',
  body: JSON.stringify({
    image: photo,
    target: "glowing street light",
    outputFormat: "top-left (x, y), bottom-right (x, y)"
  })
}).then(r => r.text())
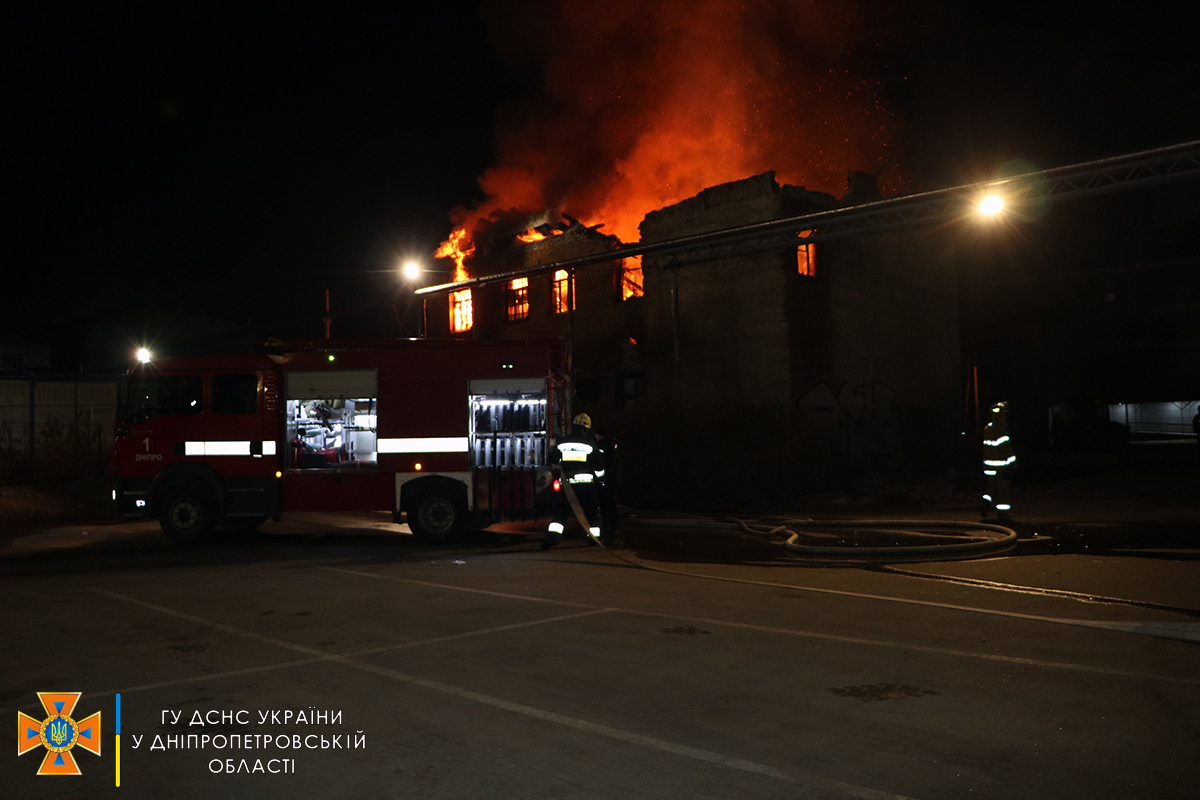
top-left (402, 261), bottom-right (421, 281)
top-left (136, 348), bottom-right (152, 363)
top-left (978, 194), bottom-right (1005, 216)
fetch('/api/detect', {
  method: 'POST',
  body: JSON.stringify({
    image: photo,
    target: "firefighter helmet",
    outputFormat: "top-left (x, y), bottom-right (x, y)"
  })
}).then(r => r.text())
top-left (572, 412), bottom-right (592, 429)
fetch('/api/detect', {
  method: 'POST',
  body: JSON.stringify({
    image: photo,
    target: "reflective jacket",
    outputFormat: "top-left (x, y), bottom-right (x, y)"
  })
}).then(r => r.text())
top-left (982, 418), bottom-right (1016, 472)
top-left (551, 429), bottom-right (606, 485)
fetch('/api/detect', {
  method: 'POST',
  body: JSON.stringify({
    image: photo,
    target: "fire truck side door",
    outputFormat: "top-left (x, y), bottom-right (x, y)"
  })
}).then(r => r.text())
top-left (207, 372), bottom-right (276, 476)
top-left (122, 373), bottom-right (205, 469)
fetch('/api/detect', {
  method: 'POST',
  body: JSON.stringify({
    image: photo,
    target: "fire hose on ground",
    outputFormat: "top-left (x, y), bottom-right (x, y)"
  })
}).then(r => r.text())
top-left (559, 481), bottom-right (1017, 569)
top-left (553, 485), bottom-right (1200, 639)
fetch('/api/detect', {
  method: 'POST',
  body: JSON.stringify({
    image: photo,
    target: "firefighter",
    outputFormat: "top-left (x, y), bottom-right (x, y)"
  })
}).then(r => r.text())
top-left (981, 401), bottom-right (1016, 520)
top-left (593, 424), bottom-right (621, 544)
top-left (541, 412), bottom-right (605, 550)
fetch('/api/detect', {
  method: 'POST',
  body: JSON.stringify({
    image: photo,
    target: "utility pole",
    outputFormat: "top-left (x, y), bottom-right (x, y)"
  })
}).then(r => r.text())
top-left (323, 289), bottom-right (332, 340)
top-left (566, 267), bottom-right (575, 376)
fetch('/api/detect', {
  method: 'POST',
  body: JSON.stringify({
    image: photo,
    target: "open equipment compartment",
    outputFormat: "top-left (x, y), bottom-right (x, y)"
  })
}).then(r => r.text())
top-left (468, 377), bottom-right (550, 515)
top-left (285, 369), bottom-right (379, 470)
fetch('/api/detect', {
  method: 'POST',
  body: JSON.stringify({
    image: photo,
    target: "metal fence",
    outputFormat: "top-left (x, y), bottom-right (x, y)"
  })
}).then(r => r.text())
top-left (1107, 402), bottom-right (1199, 437)
top-left (0, 376), bottom-right (119, 481)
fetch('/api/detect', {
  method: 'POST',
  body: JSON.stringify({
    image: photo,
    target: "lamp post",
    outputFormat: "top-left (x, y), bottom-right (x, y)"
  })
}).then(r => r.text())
top-left (399, 262), bottom-right (426, 338)
top-left (400, 263), bottom-right (425, 339)
top-left (400, 260), bottom-right (456, 339)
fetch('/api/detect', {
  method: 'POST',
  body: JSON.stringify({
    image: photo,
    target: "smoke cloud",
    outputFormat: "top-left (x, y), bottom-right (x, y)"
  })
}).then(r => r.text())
top-left (450, 0), bottom-right (922, 251)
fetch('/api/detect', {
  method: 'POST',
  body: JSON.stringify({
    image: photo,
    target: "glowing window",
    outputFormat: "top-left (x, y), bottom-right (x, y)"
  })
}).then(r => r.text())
top-left (618, 256), bottom-right (644, 300)
top-left (797, 237), bottom-right (816, 277)
top-left (450, 289), bottom-right (473, 332)
top-left (506, 277), bottom-right (529, 321)
top-left (552, 270), bottom-right (575, 314)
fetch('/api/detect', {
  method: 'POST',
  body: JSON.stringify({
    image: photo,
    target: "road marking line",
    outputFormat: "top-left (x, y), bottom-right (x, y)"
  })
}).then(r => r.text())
top-left (22, 590), bottom-right (608, 714)
top-left (608, 560), bottom-right (1200, 640)
top-left (331, 658), bottom-right (917, 800)
top-left (89, 587), bottom-right (915, 799)
top-left (344, 609), bottom-right (616, 656)
top-left (641, 569), bottom-right (1200, 643)
top-left (324, 566), bottom-right (599, 607)
top-left (616, 610), bottom-right (1200, 683)
top-left (430, 555), bottom-right (1200, 644)
top-left (319, 566), bottom-right (1200, 684)
top-left (90, 586), bottom-right (607, 659)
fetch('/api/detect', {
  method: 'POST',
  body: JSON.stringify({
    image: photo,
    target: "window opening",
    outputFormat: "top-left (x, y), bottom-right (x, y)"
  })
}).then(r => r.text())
top-left (450, 289), bottom-right (473, 332)
top-left (797, 235), bottom-right (816, 276)
top-left (212, 374), bottom-right (258, 414)
top-left (119, 375), bottom-right (202, 421)
top-left (506, 277), bottom-right (530, 321)
top-left (619, 256), bottom-right (644, 300)
top-left (552, 270), bottom-right (575, 314)
top-left (620, 375), bottom-right (642, 408)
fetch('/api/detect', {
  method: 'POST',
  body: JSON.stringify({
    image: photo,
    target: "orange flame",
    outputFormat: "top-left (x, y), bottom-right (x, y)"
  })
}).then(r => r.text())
top-left (450, 289), bottom-right (473, 332)
top-left (515, 228), bottom-right (547, 244)
top-left (437, 0), bottom-right (909, 280)
top-left (433, 228), bottom-right (473, 283)
top-left (619, 256), bottom-right (643, 300)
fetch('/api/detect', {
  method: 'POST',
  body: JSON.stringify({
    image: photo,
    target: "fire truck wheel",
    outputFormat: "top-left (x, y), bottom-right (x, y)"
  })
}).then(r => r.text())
top-left (160, 487), bottom-right (217, 543)
top-left (408, 492), bottom-right (466, 543)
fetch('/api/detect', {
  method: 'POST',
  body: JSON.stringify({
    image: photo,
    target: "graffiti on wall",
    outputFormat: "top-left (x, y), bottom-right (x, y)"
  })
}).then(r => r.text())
top-left (796, 380), bottom-right (899, 462)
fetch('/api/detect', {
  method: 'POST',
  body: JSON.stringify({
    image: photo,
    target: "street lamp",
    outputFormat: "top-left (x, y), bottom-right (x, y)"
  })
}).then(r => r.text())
top-left (136, 348), bottom-right (152, 363)
top-left (399, 259), bottom-right (461, 338)
top-left (977, 194), bottom-right (1005, 216)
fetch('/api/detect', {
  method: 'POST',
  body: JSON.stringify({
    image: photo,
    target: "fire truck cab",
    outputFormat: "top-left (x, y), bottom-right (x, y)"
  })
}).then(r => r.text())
top-left (112, 338), bottom-right (567, 543)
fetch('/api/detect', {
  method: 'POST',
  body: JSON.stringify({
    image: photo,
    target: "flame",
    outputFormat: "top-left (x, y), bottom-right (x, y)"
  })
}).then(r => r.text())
top-left (434, 228), bottom-right (473, 283)
top-left (437, 229), bottom-right (475, 331)
top-left (450, 290), bottom-right (473, 332)
top-left (515, 228), bottom-right (547, 244)
top-left (619, 256), bottom-right (643, 300)
top-left (551, 270), bottom-right (574, 313)
top-left (436, 0), bottom-right (909, 280)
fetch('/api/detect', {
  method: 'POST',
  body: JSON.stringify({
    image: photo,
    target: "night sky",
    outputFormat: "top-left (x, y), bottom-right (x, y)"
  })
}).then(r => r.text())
top-left (4, 1), bottom-right (1198, 370)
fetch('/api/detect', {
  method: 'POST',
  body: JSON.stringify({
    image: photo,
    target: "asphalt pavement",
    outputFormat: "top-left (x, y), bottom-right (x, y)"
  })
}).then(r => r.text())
top-left (2, 484), bottom-right (1198, 800)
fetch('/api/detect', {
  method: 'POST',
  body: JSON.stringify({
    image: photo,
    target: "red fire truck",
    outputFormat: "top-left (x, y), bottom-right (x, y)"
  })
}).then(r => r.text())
top-left (112, 338), bottom-right (568, 543)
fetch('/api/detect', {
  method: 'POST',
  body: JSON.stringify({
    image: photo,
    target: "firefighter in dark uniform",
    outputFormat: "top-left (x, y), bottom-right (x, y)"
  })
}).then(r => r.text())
top-left (981, 401), bottom-right (1016, 520)
top-left (542, 413), bottom-right (605, 550)
top-left (593, 424), bottom-right (621, 544)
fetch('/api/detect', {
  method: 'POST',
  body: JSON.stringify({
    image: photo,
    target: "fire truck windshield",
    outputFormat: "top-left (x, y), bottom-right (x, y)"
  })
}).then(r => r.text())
top-left (118, 374), bottom-right (203, 423)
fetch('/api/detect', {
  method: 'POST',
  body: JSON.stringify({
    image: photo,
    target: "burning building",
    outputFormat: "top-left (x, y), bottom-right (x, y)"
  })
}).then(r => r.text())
top-left (415, 1), bottom-right (955, 504)
top-left (422, 170), bottom-right (961, 506)
top-left (410, 3), bottom-right (1200, 506)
